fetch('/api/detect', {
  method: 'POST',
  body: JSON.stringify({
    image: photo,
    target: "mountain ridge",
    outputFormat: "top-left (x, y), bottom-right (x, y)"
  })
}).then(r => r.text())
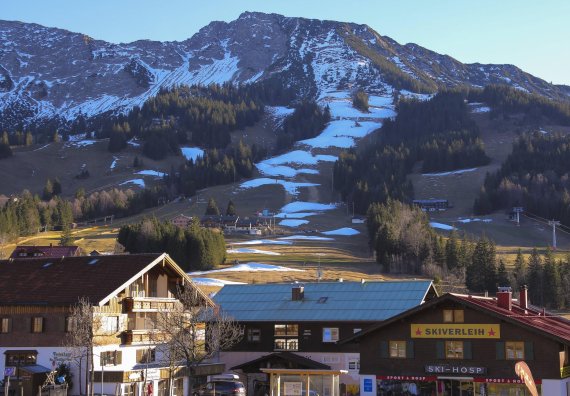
top-left (0, 11), bottom-right (568, 130)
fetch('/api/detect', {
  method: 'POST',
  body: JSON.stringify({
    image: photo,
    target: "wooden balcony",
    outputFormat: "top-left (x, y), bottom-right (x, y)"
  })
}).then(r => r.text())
top-left (122, 329), bottom-right (166, 345)
top-left (123, 297), bottom-right (178, 312)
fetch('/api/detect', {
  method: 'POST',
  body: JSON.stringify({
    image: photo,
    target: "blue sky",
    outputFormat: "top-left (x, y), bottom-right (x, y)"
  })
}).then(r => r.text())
top-left (3, 0), bottom-right (569, 85)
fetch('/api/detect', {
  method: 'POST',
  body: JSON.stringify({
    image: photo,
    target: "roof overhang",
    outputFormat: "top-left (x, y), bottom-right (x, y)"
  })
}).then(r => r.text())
top-left (98, 253), bottom-right (214, 307)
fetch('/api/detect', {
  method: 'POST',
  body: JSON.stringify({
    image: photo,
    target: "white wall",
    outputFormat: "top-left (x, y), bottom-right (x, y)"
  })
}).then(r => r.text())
top-left (542, 378), bottom-right (570, 396)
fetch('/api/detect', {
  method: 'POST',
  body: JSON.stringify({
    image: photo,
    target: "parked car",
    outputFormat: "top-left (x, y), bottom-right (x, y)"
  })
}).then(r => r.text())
top-left (193, 380), bottom-right (246, 396)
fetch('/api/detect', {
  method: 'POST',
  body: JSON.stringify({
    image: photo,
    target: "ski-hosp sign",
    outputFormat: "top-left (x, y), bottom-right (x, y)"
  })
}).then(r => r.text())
top-left (410, 324), bottom-right (501, 339)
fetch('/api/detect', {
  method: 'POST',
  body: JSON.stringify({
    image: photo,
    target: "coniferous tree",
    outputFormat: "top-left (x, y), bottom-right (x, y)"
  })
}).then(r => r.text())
top-left (225, 200), bottom-right (236, 216)
top-left (497, 259), bottom-right (510, 287)
top-left (512, 249), bottom-right (527, 290)
top-left (205, 198), bottom-right (220, 216)
top-left (352, 90), bottom-right (370, 112)
top-left (527, 248), bottom-right (543, 306)
top-left (445, 231), bottom-right (460, 271)
top-left (543, 249), bottom-right (562, 308)
top-left (43, 179), bottom-right (54, 201)
top-left (466, 236), bottom-right (497, 293)
top-left (52, 178), bottom-right (62, 196)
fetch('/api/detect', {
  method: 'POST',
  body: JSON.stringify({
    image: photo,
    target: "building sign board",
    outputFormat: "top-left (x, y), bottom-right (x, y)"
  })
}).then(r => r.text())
top-left (561, 366), bottom-right (570, 379)
top-left (425, 365), bottom-right (486, 375)
top-left (363, 379), bottom-right (373, 392)
top-left (411, 324), bottom-right (500, 338)
top-left (377, 376), bottom-right (437, 382)
top-left (283, 382), bottom-right (303, 396)
top-left (4, 367), bottom-right (16, 377)
top-left (145, 368), bottom-right (161, 381)
top-left (474, 378), bottom-right (542, 385)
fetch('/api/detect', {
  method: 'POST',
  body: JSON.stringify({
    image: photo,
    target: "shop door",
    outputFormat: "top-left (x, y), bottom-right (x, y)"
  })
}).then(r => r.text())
top-left (438, 380), bottom-right (474, 396)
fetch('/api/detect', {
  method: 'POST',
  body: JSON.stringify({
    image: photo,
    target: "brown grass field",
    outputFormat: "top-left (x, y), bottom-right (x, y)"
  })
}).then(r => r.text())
top-left (2, 110), bottom-right (570, 317)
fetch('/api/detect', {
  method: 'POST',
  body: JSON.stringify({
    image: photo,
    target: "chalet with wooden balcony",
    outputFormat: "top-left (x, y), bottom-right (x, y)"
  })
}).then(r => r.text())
top-left (0, 253), bottom-right (223, 396)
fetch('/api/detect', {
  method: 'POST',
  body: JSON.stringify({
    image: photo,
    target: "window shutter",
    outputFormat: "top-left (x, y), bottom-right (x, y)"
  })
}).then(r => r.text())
top-left (406, 341), bottom-right (414, 359)
top-left (496, 342), bottom-right (505, 360)
top-left (436, 341), bottom-right (445, 359)
top-left (115, 351), bottom-right (122, 365)
top-left (380, 341), bottom-right (388, 358)
top-left (136, 349), bottom-right (142, 363)
top-left (464, 341), bottom-right (472, 359)
top-left (525, 342), bottom-right (534, 360)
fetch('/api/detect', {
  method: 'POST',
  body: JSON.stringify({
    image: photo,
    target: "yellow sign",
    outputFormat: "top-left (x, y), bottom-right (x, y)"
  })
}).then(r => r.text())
top-left (411, 324), bottom-right (500, 339)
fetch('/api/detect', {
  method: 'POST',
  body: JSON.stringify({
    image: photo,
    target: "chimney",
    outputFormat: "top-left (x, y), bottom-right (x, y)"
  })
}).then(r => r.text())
top-left (497, 287), bottom-right (512, 310)
top-left (292, 285), bottom-right (304, 301)
top-left (519, 285), bottom-right (528, 310)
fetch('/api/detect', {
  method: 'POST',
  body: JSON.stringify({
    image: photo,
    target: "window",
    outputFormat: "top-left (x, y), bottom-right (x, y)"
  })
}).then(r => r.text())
top-left (274, 324), bottom-right (298, 336)
top-left (247, 328), bottom-right (261, 343)
top-left (123, 383), bottom-right (137, 396)
top-left (1, 318), bottom-right (11, 333)
top-left (445, 341), bottom-right (464, 359)
top-left (101, 316), bottom-right (119, 333)
top-left (389, 341), bottom-right (406, 358)
top-left (65, 316), bottom-right (76, 333)
top-left (100, 350), bottom-right (122, 366)
top-left (348, 359), bottom-right (360, 371)
top-left (136, 348), bottom-right (156, 364)
top-left (322, 327), bottom-right (339, 343)
top-left (31, 317), bottom-right (44, 333)
top-left (274, 324), bottom-right (298, 351)
top-left (443, 309), bottom-right (464, 323)
top-left (505, 341), bottom-right (525, 360)
top-left (172, 378), bottom-right (184, 396)
top-left (274, 338), bottom-right (298, 351)
top-left (5, 351), bottom-right (37, 367)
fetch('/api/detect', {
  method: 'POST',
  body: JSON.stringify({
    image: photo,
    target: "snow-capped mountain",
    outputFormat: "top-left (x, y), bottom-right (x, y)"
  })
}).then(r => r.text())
top-left (1, 11), bottom-right (568, 128)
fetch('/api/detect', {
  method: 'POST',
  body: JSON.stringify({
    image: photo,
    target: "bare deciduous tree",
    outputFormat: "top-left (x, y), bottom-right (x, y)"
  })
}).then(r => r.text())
top-left (154, 285), bottom-right (242, 395)
top-left (63, 297), bottom-right (99, 396)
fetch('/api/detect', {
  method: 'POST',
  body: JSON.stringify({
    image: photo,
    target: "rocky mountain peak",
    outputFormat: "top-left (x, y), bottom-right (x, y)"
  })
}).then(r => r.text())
top-left (0, 12), bottom-right (568, 130)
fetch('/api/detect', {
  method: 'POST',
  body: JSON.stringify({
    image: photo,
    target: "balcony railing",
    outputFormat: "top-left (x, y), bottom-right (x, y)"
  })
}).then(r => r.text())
top-left (123, 297), bottom-right (178, 312)
top-left (122, 329), bottom-right (166, 345)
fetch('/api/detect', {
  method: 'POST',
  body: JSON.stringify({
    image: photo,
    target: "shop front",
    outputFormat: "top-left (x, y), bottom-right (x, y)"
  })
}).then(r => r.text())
top-left (375, 374), bottom-right (541, 395)
top-left (94, 363), bottom-right (225, 396)
top-left (347, 292), bottom-right (569, 396)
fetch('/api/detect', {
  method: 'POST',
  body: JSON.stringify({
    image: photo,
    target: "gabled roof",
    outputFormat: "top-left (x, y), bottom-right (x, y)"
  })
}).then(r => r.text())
top-left (213, 281), bottom-right (437, 322)
top-left (231, 352), bottom-right (331, 372)
top-left (0, 253), bottom-right (209, 306)
top-left (342, 293), bottom-right (570, 344)
top-left (10, 245), bottom-right (80, 259)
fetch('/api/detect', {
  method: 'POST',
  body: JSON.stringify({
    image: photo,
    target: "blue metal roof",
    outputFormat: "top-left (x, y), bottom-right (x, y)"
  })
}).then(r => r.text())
top-left (213, 281), bottom-right (434, 322)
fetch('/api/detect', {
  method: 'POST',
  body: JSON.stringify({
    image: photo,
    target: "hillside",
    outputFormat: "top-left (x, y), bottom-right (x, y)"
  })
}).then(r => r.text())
top-left (1, 12), bottom-right (569, 129)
